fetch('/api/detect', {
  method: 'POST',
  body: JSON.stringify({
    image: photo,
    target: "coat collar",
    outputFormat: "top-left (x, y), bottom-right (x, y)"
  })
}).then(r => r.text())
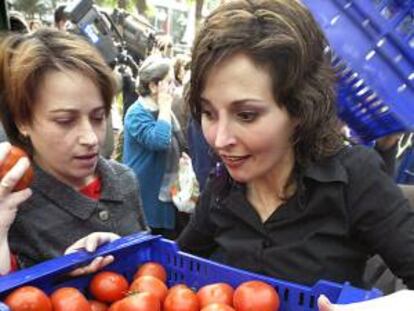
top-left (302, 147), bottom-right (349, 184)
top-left (31, 157), bottom-right (124, 220)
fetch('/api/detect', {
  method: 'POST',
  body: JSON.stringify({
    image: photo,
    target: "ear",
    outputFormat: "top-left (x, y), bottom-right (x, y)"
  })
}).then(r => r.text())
top-left (16, 122), bottom-right (29, 138)
top-left (148, 81), bottom-right (158, 95)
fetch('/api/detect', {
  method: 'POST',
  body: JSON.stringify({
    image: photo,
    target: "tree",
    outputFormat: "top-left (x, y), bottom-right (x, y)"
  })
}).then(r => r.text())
top-left (195, 0), bottom-right (204, 29)
top-left (135, 0), bottom-right (148, 17)
top-left (13, 0), bottom-right (45, 18)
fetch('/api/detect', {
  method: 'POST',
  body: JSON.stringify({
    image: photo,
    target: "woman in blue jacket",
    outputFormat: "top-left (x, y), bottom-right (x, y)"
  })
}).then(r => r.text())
top-left (123, 56), bottom-right (185, 238)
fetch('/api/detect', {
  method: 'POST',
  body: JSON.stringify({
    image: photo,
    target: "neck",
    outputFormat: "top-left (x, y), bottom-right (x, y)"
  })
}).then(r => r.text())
top-left (34, 157), bottom-right (98, 191)
top-left (247, 149), bottom-right (296, 203)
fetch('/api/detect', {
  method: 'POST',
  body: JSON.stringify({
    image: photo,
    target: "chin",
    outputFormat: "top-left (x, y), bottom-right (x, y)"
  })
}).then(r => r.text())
top-left (227, 172), bottom-right (251, 183)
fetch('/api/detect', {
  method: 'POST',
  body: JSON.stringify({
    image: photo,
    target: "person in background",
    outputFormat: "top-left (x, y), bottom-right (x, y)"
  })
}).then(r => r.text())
top-left (176, 0), bottom-right (414, 309)
top-left (54, 4), bottom-right (68, 31)
top-left (28, 19), bottom-right (42, 32)
top-left (0, 28), bottom-right (147, 274)
top-left (172, 54), bottom-right (191, 130)
top-left (123, 55), bottom-right (187, 239)
top-left (154, 34), bottom-right (174, 59)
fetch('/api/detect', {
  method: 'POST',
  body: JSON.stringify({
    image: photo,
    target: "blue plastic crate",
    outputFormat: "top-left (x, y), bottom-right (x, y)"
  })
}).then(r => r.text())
top-left (0, 233), bottom-right (381, 311)
top-left (302, 0), bottom-right (414, 143)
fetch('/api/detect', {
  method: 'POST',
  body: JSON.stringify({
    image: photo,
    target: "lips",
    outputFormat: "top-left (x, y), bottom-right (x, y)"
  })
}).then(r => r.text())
top-left (75, 153), bottom-right (98, 160)
top-left (220, 154), bottom-right (250, 168)
top-left (74, 154), bottom-right (98, 168)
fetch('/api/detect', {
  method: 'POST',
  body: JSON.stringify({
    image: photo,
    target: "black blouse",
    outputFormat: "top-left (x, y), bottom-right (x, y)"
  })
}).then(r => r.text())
top-left (178, 145), bottom-right (414, 289)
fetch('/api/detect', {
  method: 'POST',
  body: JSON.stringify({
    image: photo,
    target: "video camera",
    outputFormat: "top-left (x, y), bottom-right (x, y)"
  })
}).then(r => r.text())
top-left (64, 0), bottom-right (156, 70)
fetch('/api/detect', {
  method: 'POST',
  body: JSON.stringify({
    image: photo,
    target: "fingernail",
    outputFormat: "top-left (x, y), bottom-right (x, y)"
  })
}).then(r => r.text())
top-left (319, 294), bottom-right (331, 305)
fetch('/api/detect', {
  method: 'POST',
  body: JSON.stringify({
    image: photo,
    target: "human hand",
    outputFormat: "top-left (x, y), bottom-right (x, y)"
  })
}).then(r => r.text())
top-left (318, 290), bottom-right (414, 311)
top-left (157, 79), bottom-right (173, 110)
top-left (64, 232), bottom-right (120, 277)
top-left (0, 142), bottom-right (32, 236)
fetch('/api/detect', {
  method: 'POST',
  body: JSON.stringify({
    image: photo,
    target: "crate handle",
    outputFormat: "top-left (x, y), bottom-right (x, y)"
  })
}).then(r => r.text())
top-left (0, 232), bottom-right (158, 292)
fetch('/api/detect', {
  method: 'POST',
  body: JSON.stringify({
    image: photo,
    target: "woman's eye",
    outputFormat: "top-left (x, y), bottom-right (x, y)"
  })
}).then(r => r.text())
top-left (55, 119), bottom-right (73, 125)
top-left (238, 111), bottom-right (257, 122)
top-left (91, 113), bottom-right (106, 122)
top-left (92, 115), bottom-right (105, 121)
top-left (201, 109), bottom-right (214, 120)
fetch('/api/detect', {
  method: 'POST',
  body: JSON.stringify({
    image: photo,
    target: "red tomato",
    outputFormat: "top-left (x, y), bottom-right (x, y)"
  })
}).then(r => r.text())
top-left (0, 145), bottom-right (33, 191)
top-left (89, 271), bottom-right (129, 303)
top-left (168, 284), bottom-right (190, 294)
top-left (89, 300), bottom-right (108, 311)
top-left (133, 262), bottom-right (167, 283)
top-left (4, 286), bottom-right (52, 311)
top-left (163, 287), bottom-right (200, 311)
top-left (129, 275), bottom-right (168, 303)
top-left (108, 292), bottom-right (160, 311)
top-left (201, 303), bottom-right (236, 311)
top-left (50, 287), bottom-right (92, 311)
top-left (197, 283), bottom-right (234, 308)
top-left (233, 281), bottom-right (280, 311)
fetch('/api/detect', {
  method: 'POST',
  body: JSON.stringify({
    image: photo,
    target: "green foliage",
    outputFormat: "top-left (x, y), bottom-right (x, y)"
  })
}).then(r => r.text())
top-left (13, 0), bottom-right (47, 17)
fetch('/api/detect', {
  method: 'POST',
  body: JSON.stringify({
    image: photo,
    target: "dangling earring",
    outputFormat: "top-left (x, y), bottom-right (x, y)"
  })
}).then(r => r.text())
top-left (20, 131), bottom-right (30, 143)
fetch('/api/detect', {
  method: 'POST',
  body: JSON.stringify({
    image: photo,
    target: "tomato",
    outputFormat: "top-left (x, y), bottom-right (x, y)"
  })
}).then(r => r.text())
top-left (89, 300), bottom-right (108, 311)
top-left (108, 292), bottom-right (160, 311)
top-left (163, 287), bottom-right (200, 311)
top-left (201, 303), bottom-right (236, 311)
top-left (233, 281), bottom-right (280, 311)
top-left (129, 275), bottom-right (168, 303)
top-left (197, 283), bottom-right (234, 308)
top-left (50, 287), bottom-right (92, 311)
top-left (168, 284), bottom-right (190, 294)
top-left (0, 145), bottom-right (33, 191)
top-left (89, 271), bottom-right (129, 303)
top-left (133, 262), bottom-right (167, 283)
top-left (4, 286), bottom-right (52, 311)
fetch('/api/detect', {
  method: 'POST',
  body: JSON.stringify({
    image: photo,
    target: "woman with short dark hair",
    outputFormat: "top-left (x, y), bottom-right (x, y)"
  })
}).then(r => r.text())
top-left (0, 28), bottom-right (147, 273)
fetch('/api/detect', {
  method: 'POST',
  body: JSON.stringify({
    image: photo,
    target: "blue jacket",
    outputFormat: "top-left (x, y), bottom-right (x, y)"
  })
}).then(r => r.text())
top-left (123, 100), bottom-right (175, 229)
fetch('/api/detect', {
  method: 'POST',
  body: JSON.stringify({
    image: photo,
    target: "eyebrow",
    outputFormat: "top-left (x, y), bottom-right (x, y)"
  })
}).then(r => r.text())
top-left (200, 97), bottom-right (265, 106)
top-left (49, 107), bottom-right (105, 114)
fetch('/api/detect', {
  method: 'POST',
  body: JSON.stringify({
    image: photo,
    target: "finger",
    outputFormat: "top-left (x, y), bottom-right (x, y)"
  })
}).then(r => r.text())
top-left (64, 237), bottom-right (87, 255)
top-left (317, 295), bottom-right (337, 311)
top-left (0, 157), bottom-right (31, 197)
top-left (68, 267), bottom-right (85, 277)
top-left (99, 255), bottom-right (114, 269)
top-left (85, 232), bottom-right (120, 252)
top-left (0, 142), bottom-right (11, 163)
top-left (5, 188), bottom-right (32, 206)
top-left (85, 234), bottom-right (100, 252)
top-left (84, 256), bottom-right (104, 274)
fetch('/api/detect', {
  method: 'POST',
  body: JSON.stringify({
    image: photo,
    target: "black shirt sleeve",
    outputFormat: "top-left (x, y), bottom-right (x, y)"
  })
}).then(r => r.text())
top-left (344, 146), bottom-right (414, 289)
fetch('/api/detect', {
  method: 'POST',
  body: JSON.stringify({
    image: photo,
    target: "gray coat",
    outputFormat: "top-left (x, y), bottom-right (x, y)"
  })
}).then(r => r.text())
top-left (9, 157), bottom-right (148, 268)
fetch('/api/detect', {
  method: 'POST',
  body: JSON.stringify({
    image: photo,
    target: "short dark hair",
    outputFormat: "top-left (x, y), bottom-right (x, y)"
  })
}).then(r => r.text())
top-left (137, 56), bottom-right (171, 96)
top-left (54, 4), bottom-right (67, 26)
top-left (188, 0), bottom-right (343, 165)
top-left (0, 28), bottom-right (116, 153)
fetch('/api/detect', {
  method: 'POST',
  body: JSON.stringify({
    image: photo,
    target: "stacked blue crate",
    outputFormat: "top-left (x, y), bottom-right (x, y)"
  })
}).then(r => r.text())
top-left (302, 0), bottom-right (414, 143)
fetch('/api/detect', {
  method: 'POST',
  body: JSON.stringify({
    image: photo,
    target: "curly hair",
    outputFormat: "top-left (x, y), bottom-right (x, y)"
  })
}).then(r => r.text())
top-left (0, 28), bottom-right (116, 153)
top-left (188, 0), bottom-right (343, 165)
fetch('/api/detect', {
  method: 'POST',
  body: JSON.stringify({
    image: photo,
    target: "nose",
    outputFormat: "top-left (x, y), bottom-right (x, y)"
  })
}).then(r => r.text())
top-left (78, 120), bottom-right (99, 147)
top-left (213, 119), bottom-right (236, 149)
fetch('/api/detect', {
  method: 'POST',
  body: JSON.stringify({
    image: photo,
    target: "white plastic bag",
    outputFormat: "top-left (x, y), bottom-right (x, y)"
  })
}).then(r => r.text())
top-left (170, 152), bottom-right (200, 213)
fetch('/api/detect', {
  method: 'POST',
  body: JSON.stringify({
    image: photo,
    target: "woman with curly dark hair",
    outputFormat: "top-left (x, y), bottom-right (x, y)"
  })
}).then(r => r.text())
top-left (178, 0), bottom-right (414, 309)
